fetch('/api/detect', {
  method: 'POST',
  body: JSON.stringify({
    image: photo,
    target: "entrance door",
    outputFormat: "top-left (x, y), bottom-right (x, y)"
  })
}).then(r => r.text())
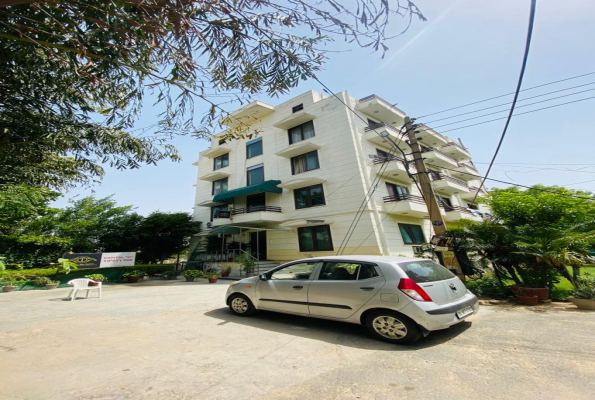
top-left (250, 231), bottom-right (267, 261)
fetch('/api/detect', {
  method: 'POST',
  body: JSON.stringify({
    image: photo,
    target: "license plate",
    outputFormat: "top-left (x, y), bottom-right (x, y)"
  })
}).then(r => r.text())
top-left (456, 306), bottom-right (474, 319)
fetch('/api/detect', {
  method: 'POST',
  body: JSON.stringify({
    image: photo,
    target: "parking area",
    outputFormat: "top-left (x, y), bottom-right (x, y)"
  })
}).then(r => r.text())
top-left (1, 281), bottom-right (594, 400)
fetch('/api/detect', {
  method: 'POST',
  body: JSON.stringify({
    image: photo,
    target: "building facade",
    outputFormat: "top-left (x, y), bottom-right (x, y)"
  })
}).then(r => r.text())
top-left (191, 90), bottom-right (490, 264)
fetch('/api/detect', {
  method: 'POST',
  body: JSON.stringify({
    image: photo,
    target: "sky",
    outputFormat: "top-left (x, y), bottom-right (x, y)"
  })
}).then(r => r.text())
top-left (53, 0), bottom-right (595, 215)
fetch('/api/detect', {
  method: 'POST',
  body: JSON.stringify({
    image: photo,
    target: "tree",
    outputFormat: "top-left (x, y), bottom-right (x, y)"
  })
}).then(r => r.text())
top-left (0, 184), bottom-right (59, 234)
top-left (0, 1), bottom-right (424, 188)
top-left (29, 196), bottom-right (138, 252)
top-left (136, 212), bottom-right (201, 263)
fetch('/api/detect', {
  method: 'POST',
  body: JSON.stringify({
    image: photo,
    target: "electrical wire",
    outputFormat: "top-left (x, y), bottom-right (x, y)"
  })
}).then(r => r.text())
top-left (473, 0), bottom-right (537, 202)
top-left (416, 71), bottom-right (595, 120)
top-left (423, 81), bottom-right (595, 124)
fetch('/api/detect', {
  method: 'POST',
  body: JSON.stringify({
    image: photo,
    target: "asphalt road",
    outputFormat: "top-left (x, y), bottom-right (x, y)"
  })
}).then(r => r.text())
top-left (0, 280), bottom-right (594, 400)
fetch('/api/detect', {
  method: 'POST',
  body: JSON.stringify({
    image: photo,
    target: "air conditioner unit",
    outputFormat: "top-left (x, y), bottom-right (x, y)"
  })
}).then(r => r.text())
top-left (206, 222), bottom-right (213, 228)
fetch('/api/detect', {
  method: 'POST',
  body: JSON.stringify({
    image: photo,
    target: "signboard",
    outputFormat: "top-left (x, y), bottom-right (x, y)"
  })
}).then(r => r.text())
top-left (63, 253), bottom-right (101, 269)
top-left (99, 252), bottom-right (136, 268)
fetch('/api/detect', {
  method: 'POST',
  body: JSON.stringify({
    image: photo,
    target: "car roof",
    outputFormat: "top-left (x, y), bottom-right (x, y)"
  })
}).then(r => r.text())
top-left (295, 255), bottom-right (424, 263)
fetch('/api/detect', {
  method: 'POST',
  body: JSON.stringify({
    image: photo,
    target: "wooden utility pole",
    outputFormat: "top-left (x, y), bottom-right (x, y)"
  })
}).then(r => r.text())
top-left (404, 116), bottom-right (447, 237)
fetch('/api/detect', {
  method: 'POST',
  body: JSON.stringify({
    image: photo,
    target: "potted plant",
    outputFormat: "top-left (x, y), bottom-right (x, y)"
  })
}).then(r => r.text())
top-left (235, 253), bottom-right (256, 276)
top-left (570, 274), bottom-right (595, 310)
top-left (206, 271), bottom-right (218, 284)
top-left (2, 274), bottom-right (24, 293)
top-left (34, 276), bottom-right (60, 290)
top-left (181, 269), bottom-right (202, 282)
top-left (122, 270), bottom-right (146, 283)
top-left (85, 274), bottom-right (107, 286)
top-left (220, 266), bottom-right (232, 278)
top-left (162, 270), bottom-right (180, 280)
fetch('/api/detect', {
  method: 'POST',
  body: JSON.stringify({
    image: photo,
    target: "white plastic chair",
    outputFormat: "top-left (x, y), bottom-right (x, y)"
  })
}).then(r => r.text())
top-left (67, 278), bottom-right (102, 301)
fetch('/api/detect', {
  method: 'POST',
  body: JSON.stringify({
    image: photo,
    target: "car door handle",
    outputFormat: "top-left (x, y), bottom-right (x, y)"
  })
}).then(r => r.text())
top-left (292, 285), bottom-right (304, 289)
top-left (359, 287), bottom-right (374, 291)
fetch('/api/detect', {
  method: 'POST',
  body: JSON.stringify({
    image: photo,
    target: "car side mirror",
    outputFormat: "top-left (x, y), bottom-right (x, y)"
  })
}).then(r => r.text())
top-left (259, 273), bottom-right (268, 281)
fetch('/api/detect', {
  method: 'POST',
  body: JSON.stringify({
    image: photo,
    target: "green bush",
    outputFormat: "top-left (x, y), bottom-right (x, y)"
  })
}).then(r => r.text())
top-left (465, 278), bottom-right (504, 296)
top-left (129, 264), bottom-right (175, 276)
top-left (3, 268), bottom-right (57, 279)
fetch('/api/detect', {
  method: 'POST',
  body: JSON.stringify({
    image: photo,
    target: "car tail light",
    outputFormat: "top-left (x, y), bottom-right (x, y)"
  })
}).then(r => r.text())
top-left (398, 278), bottom-right (432, 302)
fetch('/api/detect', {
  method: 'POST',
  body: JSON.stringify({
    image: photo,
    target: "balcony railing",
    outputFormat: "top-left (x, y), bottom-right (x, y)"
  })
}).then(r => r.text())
top-left (469, 186), bottom-right (488, 195)
top-left (442, 142), bottom-right (470, 154)
top-left (421, 147), bottom-right (458, 164)
top-left (383, 194), bottom-right (426, 204)
top-left (231, 206), bottom-right (282, 215)
top-left (444, 205), bottom-right (475, 214)
top-left (359, 95), bottom-right (407, 116)
top-left (373, 155), bottom-right (406, 165)
top-left (365, 122), bottom-right (407, 138)
top-left (431, 174), bottom-right (469, 188)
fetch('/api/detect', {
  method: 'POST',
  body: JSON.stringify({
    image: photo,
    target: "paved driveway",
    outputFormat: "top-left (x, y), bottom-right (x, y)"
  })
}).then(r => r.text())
top-left (0, 280), bottom-right (594, 400)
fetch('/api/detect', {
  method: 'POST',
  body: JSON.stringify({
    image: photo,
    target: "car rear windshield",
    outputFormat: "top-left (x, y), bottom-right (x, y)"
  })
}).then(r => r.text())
top-left (398, 260), bottom-right (455, 283)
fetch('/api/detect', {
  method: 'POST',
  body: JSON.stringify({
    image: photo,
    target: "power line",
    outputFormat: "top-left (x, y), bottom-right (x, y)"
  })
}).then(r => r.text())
top-left (428, 86), bottom-right (595, 129)
top-left (432, 95), bottom-right (595, 134)
top-left (425, 162), bottom-right (595, 200)
top-left (416, 70), bottom-right (595, 120)
top-left (474, 162), bottom-right (595, 166)
top-left (474, 0), bottom-right (537, 202)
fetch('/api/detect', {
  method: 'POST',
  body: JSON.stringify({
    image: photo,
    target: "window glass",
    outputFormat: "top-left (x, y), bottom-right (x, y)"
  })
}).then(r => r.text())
top-left (288, 121), bottom-right (315, 144)
top-left (387, 183), bottom-right (409, 198)
top-left (270, 262), bottom-right (316, 280)
top-left (246, 138), bottom-right (263, 158)
top-left (298, 225), bottom-right (333, 252)
top-left (358, 264), bottom-right (379, 280)
top-left (294, 184), bottom-right (325, 209)
top-left (319, 262), bottom-right (358, 280)
top-left (398, 224), bottom-right (425, 245)
top-left (211, 205), bottom-right (228, 220)
top-left (292, 151), bottom-right (319, 175)
top-left (399, 260), bottom-right (455, 283)
top-left (247, 164), bottom-right (264, 186)
top-left (212, 178), bottom-right (228, 195)
top-left (213, 153), bottom-right (229, 170)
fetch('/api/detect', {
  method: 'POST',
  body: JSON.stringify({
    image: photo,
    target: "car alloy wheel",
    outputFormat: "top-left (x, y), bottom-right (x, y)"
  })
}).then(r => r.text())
top-left (231, 297), bottom-right (249, 314)
top-left (372, 316), bottom-right (407, 339)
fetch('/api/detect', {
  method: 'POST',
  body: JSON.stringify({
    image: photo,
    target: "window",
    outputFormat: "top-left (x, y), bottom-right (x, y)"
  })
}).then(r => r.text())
top-left (399, 260), bottom-right (455, 283)
top-left (291, 151), bottom-right (319, 175)
top-left (398, 224), bottom-right (425, 245)
top-left (386, 183), bottom-right (409, 198)
top-left (247, 164), bottom-right (264, 186)
top-left (467, 203), bottom-right (479, 210)
top-left (270, 262), bottom-right (317, 280)
top-left (318, 262), bottom-right (379, 281)
top-left (298, 225), bottom-right (333, 252)
top-left (294, 184), bottom-right (325, 209)
top-left (436, 195), bottom-right (453, 211)
top-left (211, 205), bottom-right (229, 221)
top-left (246, 138), bottom-right (263, 159)
top-left (292, 103), bottom-right (304, 113)
top-left (213, 153), bottom-right (229, 170)
top-left (212, 178), bottom-right (228, 195)
top-left (288, 120), bottom-right (315, 144)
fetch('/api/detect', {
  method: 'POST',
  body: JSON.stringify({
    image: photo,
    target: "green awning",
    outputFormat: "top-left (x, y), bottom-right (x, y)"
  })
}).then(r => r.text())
top-left (212, 180), bottom-right (282, 202)
top-left (209, 226), bottom-right (243, 235)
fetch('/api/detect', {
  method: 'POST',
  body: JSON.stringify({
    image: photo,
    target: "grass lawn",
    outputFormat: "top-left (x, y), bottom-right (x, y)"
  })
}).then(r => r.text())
top-left (556, 266), bottom-right (595, 290)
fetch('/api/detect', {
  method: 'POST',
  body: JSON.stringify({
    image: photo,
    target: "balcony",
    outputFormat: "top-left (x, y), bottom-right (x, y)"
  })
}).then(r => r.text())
top-left (440, 142), bottom-right (472, 161)
top-left (431, 174), bottom-right (470, 195)
top-left (372, 156), bottom-right (416, 183)
top-left (382, 194), bottom-right (429, 217)
top-left (461, 186), bottom-right (488, 200)
top-left (421, 147), bottom-right (459, 169)
top-left (200, 145), bottom-right (231, 159)
top-left (230, 206), bottom-right (284, 225)
top-left (416, 124), bottom-right (448, 147)
top-left (198, 170), bottom-right (231, 182)
top-left (364, 122), bottom-right (409, 148)
top-left (443, 206), bottom-right (483, 223)
top-left (276, 141), bottom-right (321, 158)
top-left (220, 100), bottom-right (275, 129)
top-left (357, 95), bottom-right (406, 126)
top-left (451, 163), bottom-right (481, 181)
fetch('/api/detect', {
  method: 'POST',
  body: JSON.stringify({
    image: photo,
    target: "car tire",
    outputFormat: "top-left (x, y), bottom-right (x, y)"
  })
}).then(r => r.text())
top-left (365, 310), bottom-right (422, 345)
top-left (228, 294), bottom-right (256, 316)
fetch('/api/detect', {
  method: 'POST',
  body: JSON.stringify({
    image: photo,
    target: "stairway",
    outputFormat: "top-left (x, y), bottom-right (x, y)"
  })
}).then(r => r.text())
top-left (255, 260), bottom-right (280, 274)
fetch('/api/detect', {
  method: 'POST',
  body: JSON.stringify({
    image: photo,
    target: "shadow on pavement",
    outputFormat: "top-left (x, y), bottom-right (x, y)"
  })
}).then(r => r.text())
top-left (204, 307), bottom-right (471, 350)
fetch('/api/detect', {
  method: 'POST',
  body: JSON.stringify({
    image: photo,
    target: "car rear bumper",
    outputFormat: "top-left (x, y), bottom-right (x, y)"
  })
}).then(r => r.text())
top-left (401, 293), bottom-right (479, 331)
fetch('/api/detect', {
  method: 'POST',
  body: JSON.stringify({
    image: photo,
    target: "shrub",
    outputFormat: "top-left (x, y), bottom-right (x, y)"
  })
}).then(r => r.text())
top-left (235, 253), bottom-right (256, 275)
top-left (181, 269), bottom-right (204, 278)
top-left (123, 270), bottom-right (147, 278)
top-left (84, 274), bottom-right (107, 282)
top-left (573, 274), bottom-right (595, 300)
top-left (465, 278), bottom-right (503, 296)
top-left (129, 264), bottom-right (175, 276)
top-left (3, 268), bottom-right (57, 279)
top-left (34, 277), bottom-right (59, 286)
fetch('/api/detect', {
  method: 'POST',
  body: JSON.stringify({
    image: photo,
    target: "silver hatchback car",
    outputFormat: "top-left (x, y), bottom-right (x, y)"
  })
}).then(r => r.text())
top-left (225, 256), bottom-right (479, 344)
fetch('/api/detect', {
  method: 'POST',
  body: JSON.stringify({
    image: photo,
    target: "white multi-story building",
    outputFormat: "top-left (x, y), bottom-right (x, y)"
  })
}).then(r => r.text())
top-left (190, 90), bottom-right (489, 266)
